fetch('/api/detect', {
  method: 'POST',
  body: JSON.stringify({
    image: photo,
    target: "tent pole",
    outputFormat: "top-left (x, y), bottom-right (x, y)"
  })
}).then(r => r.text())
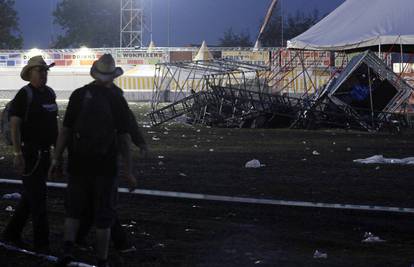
top-left (368, 66), bottom-right (375, 128)
top-left (400, 36), bottom-right (404, 73)
top-left (378, 37), bottom-right (381, 60)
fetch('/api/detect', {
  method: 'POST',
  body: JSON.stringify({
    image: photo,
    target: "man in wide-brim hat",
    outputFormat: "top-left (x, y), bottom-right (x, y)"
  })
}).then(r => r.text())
top-left (2, 55), bottom-right (58, 254)
top-left (50, 54), bottom-right (136, 267)
top-left (20, 55), bottom-right (55, 82)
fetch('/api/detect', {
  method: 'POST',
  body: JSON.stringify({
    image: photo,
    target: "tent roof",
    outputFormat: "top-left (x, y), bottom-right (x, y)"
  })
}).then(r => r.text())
top-left (287, 0), bottom-right (414, 51)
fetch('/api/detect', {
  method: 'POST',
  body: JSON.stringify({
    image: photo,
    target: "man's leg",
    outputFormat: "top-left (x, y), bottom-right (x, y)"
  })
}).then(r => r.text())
top-left (29, 152), bottom-right (51, 251)
top-left (55, 217), bottom-right (80, 267)
top-left (76, 205), bottom-right (94, 246)
top-left (56, 176), bottom-right (87, 266)
top-left (94, 175), bottom-right (118, 266)
top-left (2, 150), bottom-right (39, 246)
top-left (96, 228), bottom-right (111, 264)
top-left (64, 218), bottom-right (80, 244)
top-left (2, 193), bottom-right (30, 244)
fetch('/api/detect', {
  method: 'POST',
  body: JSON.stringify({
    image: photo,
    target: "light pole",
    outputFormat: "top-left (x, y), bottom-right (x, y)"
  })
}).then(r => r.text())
top-left (167, 0), bottom-right (171, 47)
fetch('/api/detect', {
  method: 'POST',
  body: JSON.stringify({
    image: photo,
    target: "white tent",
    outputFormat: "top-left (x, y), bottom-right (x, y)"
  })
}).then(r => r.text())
top-left (147, 40), bottom-right (156, 53)
top-left (287, 0), bottom-right (414, 51)
top-left (193, 41), bottom-right (213, 61)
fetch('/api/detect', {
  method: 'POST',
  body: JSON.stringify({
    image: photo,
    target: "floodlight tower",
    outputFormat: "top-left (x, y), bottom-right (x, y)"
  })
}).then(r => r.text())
top-left (120, 0), bottom-right (144, 47)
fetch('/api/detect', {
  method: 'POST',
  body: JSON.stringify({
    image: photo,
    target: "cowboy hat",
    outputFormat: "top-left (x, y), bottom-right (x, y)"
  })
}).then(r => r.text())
top-left (90, 54), bottom-right (123, 82)
top-left (20, 55), bottom-right (55, 81)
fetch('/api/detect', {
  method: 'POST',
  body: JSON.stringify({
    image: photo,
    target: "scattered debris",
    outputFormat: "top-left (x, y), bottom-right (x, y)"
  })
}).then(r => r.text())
top-left (362, 232), bottom-right (386, 243)
top-left (2, 193), bottom-right (21, 200)
top-left (245, 159), bottom-right (265, 168)
top-left (5, 206), bottom-right (14, 212)
top-left (313, 250), bottom-right (328, 259)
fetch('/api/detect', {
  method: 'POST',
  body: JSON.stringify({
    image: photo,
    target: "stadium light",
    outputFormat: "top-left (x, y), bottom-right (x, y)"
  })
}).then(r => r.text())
top-left (26, 48), bottom-right (43, 58)
top-left (78, 46), bottom-right (91, 55)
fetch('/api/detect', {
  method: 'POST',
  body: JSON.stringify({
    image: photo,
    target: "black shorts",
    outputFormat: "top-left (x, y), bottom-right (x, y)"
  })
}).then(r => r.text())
top-left (66, 175), bottom-right (118, 229)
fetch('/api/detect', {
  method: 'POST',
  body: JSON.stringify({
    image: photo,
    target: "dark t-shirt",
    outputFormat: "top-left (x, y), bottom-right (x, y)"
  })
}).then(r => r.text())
top-left (9, 84), bottom-right (58, 149)
top-left (63, 83), bottom-right (129, 176)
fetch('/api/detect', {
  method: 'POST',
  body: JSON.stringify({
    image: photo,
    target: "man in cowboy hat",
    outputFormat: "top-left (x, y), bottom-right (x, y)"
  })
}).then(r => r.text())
top-left (49, 54), bottom-right (136, 267)
top-left (2, 55), bottom-right (58, 253)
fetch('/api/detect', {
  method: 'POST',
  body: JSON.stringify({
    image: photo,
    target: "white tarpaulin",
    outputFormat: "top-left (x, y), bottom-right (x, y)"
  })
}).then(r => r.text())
top-left (354, 155), bottom-right (414, 165)
top-left (287, 0), bottom-right (414, 51)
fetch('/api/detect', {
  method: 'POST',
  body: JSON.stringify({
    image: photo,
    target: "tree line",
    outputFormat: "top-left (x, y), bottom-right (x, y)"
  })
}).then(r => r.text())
top-left (219, 9), bottom-right (322, 47)
top-left (0, 0), bottom-right (320, 49)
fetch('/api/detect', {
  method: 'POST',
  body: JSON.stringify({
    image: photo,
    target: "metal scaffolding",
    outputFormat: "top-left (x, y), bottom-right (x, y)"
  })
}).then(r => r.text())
top-left (151, 59), bottom-right (270, 108)
top-left (148, 49), bottom-right (413, 133)
top-left (120, 0), bottom-right (144, 47)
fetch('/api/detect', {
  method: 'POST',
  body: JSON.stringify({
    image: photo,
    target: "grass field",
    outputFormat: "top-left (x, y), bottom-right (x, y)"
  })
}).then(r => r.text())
top-left (0, 103), bottom-right (414, 266)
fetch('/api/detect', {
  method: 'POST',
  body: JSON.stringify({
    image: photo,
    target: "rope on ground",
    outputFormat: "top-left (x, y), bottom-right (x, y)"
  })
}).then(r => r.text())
top-left (1, 178), bottom-right (414, 214)
top-left (0, 241), bottom-right (95, 267)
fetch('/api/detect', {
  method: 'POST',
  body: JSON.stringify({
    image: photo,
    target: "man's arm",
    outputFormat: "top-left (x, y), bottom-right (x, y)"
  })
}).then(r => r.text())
top-left (53, 126), bottom-right (71, 161)
top-left (118, 133), bottom-right (136, 190)
top-left (48, 126), bottom-right (71, 179)
top-left (10, 116), bottom-right (24, 174)
top-left (10, 116), bottom-right (22, 155)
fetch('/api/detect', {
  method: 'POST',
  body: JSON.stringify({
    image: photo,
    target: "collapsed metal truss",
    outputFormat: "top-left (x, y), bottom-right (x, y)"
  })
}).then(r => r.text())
top-left (149, 50), bottom-right (413, 133)
top-left (293, 51), bottom-right (413, 132)
top-left (151, 59), bottom-right (269, 110)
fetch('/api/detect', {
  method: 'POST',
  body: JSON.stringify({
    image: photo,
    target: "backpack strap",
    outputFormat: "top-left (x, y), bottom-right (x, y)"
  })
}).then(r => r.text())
top-left (45, 86), bottom-right (56, 100)
top-left (21, 85), bottom-right (56, 122)
top-left (22, 85), bottom-right (33, 122)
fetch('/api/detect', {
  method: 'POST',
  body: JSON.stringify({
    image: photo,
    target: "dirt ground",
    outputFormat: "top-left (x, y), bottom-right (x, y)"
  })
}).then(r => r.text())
top-left (0, 103), bottom-right (414, 266)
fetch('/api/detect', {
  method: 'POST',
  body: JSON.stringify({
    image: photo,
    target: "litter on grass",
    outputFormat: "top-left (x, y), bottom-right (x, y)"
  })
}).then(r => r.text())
top-left (245, 159), bottom-right (265, 168)
top-left (2, 193), bottom-right (21, 200)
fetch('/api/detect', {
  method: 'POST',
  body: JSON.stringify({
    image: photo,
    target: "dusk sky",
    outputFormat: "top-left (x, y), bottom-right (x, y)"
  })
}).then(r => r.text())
top-left (14, 0), bottom-right (345, 49)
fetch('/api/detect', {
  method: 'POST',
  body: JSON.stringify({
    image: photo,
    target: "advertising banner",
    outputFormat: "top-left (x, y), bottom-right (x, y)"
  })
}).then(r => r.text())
top-left (116, 50), bottom-right (168, 65)
top-left (0, 53), bottom-right (23, 67)
top-left (222, 50), bottom-right (270, 66)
